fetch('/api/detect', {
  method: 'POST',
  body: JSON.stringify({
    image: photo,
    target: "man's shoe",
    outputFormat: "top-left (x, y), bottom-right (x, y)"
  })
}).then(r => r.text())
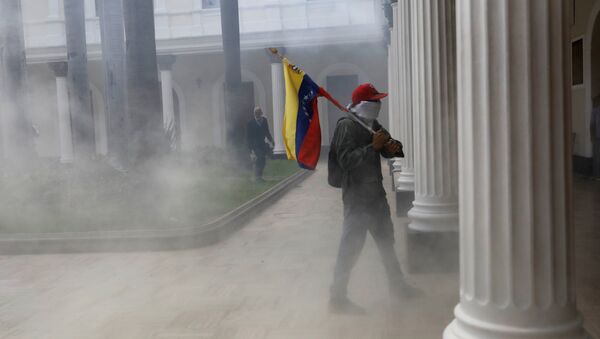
top-left (392, 281), bottom-right (425, 300)
top-left (328, 297), bottom-right (367, 315)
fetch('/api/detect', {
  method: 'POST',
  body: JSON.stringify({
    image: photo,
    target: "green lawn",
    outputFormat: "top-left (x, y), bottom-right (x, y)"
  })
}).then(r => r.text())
top-left (0, 159), bottom-right (300, 233)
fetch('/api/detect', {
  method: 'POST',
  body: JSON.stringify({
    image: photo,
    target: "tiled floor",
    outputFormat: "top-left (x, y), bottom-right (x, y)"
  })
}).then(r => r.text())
top-left (0, 168), bottom-right (597, 339)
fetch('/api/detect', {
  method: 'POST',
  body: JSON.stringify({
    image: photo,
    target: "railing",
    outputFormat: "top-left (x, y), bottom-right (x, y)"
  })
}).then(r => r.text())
top-left (23, 0), bottom-right (383, 49)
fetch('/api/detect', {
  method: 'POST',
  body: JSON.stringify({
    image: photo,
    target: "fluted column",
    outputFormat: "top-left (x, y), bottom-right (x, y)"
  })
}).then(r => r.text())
top-left (388, 2), bottom-right (399, 140)
top-left (49, 62), bottom-right (74, 164)
top-left (47, 0), bottom-right (60, 19)
top-left (395, 0), bottom-right (414, 192)
top-left (444, 1), bottom-right (585, 338)
top-left (407, 0), bottom-right (458, 232)
top-left (389, 2), bottom-right (403, 183)
top-left (270, 51), bottom-right (285, 156)
top-left (158, 55), bottom-right (177, 151)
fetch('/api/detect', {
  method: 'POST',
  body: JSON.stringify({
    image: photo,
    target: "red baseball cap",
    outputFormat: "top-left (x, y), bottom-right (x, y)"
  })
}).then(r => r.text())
top-left (352, 83), bottom-right (388, 105)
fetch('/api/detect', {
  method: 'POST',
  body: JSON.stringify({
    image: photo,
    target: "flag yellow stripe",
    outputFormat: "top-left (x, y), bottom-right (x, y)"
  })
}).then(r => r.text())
top-left (282, 58), bottom-right (306, 160)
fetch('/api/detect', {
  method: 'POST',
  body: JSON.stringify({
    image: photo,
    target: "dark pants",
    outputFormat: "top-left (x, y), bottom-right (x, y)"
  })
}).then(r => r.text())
top-left (254, 151), bottom-right (266, 179)
top-left (594, 139), bottom-right (600, 177)
top-left (330, 199), bottom-right (404, 299)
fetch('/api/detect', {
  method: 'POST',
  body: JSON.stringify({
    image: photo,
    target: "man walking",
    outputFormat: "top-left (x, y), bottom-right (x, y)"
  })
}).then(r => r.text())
top-left (247, 106), bottom-right (274, 182)
top-left (329, 83), bottom-right (421, 314)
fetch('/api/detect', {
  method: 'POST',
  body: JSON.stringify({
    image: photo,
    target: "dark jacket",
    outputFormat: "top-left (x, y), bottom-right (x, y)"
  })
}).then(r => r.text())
top-left (332, 118), bottom-right (395, 208)
top-left (246, 117), bottom-right (274, 154)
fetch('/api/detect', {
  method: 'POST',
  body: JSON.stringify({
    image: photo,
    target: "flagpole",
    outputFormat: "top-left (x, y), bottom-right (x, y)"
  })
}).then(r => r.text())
top-left (267, 48), bottom-right (376, 135)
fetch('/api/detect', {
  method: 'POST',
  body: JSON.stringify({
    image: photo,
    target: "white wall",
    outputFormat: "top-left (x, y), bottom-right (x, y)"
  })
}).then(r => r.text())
top-left (171, 43), bottom-right (388, 150)
top-left (23, 42), bottom-right (388, 158)
top-left (572, 0), bottom-right (600, 157)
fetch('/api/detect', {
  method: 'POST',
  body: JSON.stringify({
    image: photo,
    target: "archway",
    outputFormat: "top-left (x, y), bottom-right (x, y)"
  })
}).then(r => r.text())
top-left (591, 13), bottom-right (600, 109)
top-left (212, 70), bottom-right (268, 148)
top-left (316, 63), bottom-right (369, 145)
top-left (588, 6), bottom-right (600, 174)
top-left (584, 4), bottom-right (600, 155)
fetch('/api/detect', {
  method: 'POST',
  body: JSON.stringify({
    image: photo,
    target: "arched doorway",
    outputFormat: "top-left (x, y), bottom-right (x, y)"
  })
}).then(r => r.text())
top-left (212, 71), bottom-right (268, 148)
top-left (590, 9), bottom-right (600, 175)
top-left (325, 75), bottom-right (358, 141)
top-left (591, 13), bottom-right (600, 106)
top-left (316, 63), bottom-right (369, 145)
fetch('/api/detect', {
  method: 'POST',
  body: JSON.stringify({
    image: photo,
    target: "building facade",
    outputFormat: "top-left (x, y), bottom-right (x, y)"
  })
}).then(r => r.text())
top-left (18, 0), bottom-right (390, 158)
top-left (5, 0), bottom-right (599, 337)
top-left (571, 0), bottom-right (600, 175)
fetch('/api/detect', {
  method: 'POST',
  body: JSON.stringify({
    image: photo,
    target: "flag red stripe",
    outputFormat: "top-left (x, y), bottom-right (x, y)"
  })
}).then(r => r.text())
top-left (297, 96), bottom-right (322, 169)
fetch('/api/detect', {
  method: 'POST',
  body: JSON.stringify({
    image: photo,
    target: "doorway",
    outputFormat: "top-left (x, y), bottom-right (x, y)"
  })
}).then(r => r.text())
top-left (592, 12), bottom-right (600, 175)
top-left (326, 75), bottom-right (358, 143)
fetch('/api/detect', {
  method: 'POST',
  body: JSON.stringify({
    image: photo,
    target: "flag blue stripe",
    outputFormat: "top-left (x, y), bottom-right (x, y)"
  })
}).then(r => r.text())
top-left (294, 74), bottom-right (321, 159)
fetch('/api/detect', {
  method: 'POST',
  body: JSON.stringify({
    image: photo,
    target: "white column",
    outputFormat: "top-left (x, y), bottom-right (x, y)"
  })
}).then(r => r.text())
top-left (395, 0), bottom-right (414, 192)
top-left (49, 62), bottom-right (74, 164)
top-left (154, 0), bottom-right (167, 12)
top-left (91, 88), bottom-right (108, 156)
top-left (47, 0), bottom-right (60, 19)
top-left (160, 71), bottom-right (174, 128)
top-left (407, 0), bottom-right (458, 232)
top-left (158, 56), bottom-right (176, 151)
top-left (84, 0), bottom-right (96, 18)
top-left (270, 59), bottom-right (285, 155)
top-left (388, 2), bottom-right (399, 140)
top-left (444, 1), bottom-right (585, 338)
top-left (389, 3), bottom-right (403, 182)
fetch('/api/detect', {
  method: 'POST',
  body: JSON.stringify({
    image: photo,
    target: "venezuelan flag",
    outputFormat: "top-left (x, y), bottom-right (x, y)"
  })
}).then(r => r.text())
top-left (282, 58), bottom-right (325, 170)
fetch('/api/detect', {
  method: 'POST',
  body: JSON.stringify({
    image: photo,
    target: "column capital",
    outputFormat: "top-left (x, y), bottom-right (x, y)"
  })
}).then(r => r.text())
top-left (48, 62), bottom-right (68, 77)
top-left (382, 0), bottom-right (395, 29)
top-left (157, 55), bottom-right (176, 71)
top-left (267, 47), bottom-right (286, 64)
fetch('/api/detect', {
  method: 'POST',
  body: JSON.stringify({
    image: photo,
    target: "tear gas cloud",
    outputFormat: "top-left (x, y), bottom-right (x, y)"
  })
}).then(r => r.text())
top-left (0, 1), bottom-right (458, 338)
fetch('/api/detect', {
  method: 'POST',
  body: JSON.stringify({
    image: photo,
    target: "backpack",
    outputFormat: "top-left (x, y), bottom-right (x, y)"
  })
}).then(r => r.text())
top-left (328, 118), bottom-right (349, 188)
top-left (328, 146), bottom-right (343, 188)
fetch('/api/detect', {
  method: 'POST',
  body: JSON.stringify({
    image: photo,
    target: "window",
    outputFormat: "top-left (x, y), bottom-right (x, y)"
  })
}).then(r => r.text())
top-left (572, 38), bottom-right (583, 86)
top-left (203, 0), bottom-right (220, 9)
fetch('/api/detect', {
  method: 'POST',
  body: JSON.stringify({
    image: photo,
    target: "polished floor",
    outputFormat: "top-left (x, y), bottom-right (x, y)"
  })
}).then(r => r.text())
top-left (0, 168), bottom-right (597, 339)
top-left (574, 176), bottom-right (600, 338)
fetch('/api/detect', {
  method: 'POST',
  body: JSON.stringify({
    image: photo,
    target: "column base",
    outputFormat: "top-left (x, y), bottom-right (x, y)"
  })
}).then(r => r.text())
top-left (444, 305), bottom-right (587, 339)
top-left (387, 158), bottom-right (397, 177)
top-left (271, 151), bottom-right (287, 160)
top-left (396, 172), bottom-right (414, 191)
top-left (408, 200), bottom-right (458, 232)
top-left (406, 229), bottom-right (458, 273)
top-left (60, 157), bottom-right (73, 164)
top-left (395, 190), bottom-right (414, 217)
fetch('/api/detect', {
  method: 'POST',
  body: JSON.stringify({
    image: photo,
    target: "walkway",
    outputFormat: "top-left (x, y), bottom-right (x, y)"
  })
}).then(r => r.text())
top-left (0, 167), bottom-right (597, 338)
top-left (575, 176), bottom-right (600, 338)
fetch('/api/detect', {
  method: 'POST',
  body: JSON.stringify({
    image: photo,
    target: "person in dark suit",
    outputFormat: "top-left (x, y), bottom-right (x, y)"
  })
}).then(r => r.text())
top-left (247, 106), bottom-right (274, 181)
